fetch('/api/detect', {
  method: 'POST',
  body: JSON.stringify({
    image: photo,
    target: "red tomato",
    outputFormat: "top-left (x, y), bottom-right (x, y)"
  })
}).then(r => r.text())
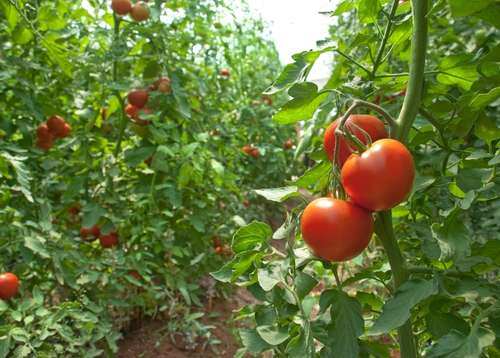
top-left (242, 145), bottom-right (253, 155)
top-left (250, 148), bottom-right (260, 158)
top-left (0, 272), bottom-right (20, 300)
top-left (130, 2), bottom-right (149, 22)
top-left (99, 231), bottom-right (119, 248)
top-left (37, 123), bottom-right (53, 141)
top-left (47, 115), bottom-right (69, 138)
top-left (220, 68), bottom-right (230, 77)
top-left (243, 199), bottom-right (250, 208)
top-left (125, 104), bottom-right (139, 119)
top-left (341, 139), bottom-right (415, 211)
top-left (111, 0), bottom-right (132, 15)
top-left (68, 204), bottom-right (80, 216)
top-left (262, 96), bottom-right (273, 106)
top-left (127, 89), bottom-right (149, 109)
top-left (323, 114), bottom-right (388, 167)
top-left (36, 137), bottom-right (54, 151)
top-left (301, 198), bottom-right (373, 261)
top-left (283, 139), bottom-right (293, 150)
top-left (80, 225), bottom-right (101, 241)
top-left (129, 270), bottom-right (142, 281)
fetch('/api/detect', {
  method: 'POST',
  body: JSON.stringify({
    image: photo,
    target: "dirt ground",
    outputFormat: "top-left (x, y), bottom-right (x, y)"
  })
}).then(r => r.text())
top-left (117, 289), bottom-right (255, 358)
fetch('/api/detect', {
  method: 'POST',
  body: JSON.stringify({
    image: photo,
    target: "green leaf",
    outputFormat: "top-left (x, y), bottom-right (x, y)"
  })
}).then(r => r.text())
top-left (254, 186), bottom-right (298, 202)
top-left (431, 210), bottom-right (471, 262)
top-left (369, 278), bottom-right (439, 335)
top-left (470, 87), bottom-right (500, 110)
top-left (448, 0), bottom-right (493, 17)
top-left (1, 153), bottom-right (32, 203)
top-left (294, 162), bottom-right (332, 188)
top-left (330, 291), bottom-right (364, 358)
top-left (427, 328), bottom-right (495, 358)
top-left (124, 146), bottom-right (156, 167)
top-left (474, 114), bottom-right (500, 144)
top-left (258, 263), bottom-right (285, 291)
top-left (232, 221), bottom-right (272, 253)
top-left (294, 272), bottom-right (318, 299)
top-left (177, 162), bottom-right (193, 188)
top-left (358, 0), bottom-right (381, 24)
top-left (82, 203), bottom-right (105, 228)
top-left (427, 312), bottom-right (470, 339)
top-left (273, 92), bottom-right (329, 124)
top-left (240, 329), bottom-right (272, 354)
top-left (24, 235), bottom-right (50, 259)
top-left (256, 325), bottom-right (290, 345)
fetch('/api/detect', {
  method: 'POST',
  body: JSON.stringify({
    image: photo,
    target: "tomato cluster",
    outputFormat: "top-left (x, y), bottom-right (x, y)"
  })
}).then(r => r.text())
top-left (36, 115), bottom-right (71, 151)
top-left (111, 0), bottom-right (150, 22)
top-left (301, 113), bottom-right (414, 262)
top-left (242, 144), bottom-right (260, 158)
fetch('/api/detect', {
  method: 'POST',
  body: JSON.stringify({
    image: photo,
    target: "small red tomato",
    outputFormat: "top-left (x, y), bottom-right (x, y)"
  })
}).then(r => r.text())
top-left (111, 0), bottom-right (132, 15)
top-left (283, 139), bottom-right (293, 150)
top-left (129, 270), bottom-right (142, 281)
top-left (130, 2), bottom-right (149, 22)
top-left (242, 145), bottom-right (252, 155)
top-left (37, 123), bottom-right (52, 140)
top-left (36, 137), bottom-right (54, 151)
top-left (341, 139), bottom-right (415, 211)
top-left (0, 272), bottom-right (20, 300)
top-left (127, 89), bottom-right (149, 109)
top-left (80, 225), bottom-right (100, 241)
top-left (99, 231), bottom-right (119, 248)
top-left (243, 199), bottom-right (250, 208)
top-left (250, 148), bottom-right (260, 158)
top-left (47, 115), bottom-right (68, 138)
top-left (323, 114), bottom-right (388, 167)
top-left (215, 246), bottom-right (223, 255)
top-left (219, 68), bottom-right (230, 77)
top-left (68, 204), bottom-right (80, 216)
top-left (300, 198), bottom-right (373, 262)
top-left (58, 122), bottom-right (71, 138)
top-left (125, 104), bottom-right (139, 119)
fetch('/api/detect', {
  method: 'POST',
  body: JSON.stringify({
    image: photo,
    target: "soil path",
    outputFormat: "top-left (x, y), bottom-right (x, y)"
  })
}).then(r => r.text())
top-left (117, 289), bottom-right (255, 357)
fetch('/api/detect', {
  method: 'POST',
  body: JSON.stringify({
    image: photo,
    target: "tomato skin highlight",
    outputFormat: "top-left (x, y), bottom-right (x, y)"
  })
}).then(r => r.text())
top-left (323, 114), bottom-right (388, 166)
top-left (341, 138), bottom-right (415, 211)
top-left (0, 272), bottom-right (20, 300)
top-left (300, 198), bottom-right (373, 262)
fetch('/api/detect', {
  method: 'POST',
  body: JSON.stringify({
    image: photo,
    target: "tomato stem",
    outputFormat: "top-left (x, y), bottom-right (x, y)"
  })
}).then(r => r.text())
top-left (372, 0), bottom-right (400, 77)
top-left (375, 211), bottom-right (417, 358)
top-left (396, 0), bottom-right (428, 142)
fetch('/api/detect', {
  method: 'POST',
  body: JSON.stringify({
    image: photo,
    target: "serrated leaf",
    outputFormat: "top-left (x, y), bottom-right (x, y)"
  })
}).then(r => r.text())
top-left (232, 221), bottom-right (272, 253)
top-left (257, 263), bottom-right (284, 291)
top-left (369, 278), bottom-right (439, 335)
top-left (274, 92), bottom-right (329, 124)
top-left (24, 235), bottom-right (50, 259)
top-left (431, 210), bottom-right (471, 262)
top-left (294, 161), bottom-right (331, 188)
top-left (427, 327), bottom-right (495, 358)
top-left (254, 186), bottom-right (298, 202)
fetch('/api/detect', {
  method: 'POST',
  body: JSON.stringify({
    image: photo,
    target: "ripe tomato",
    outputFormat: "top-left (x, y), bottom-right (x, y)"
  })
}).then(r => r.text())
top-left (46, 115), bottom-right (68, 138)
top-left (323, 114), bottom-right (388, 167)
top-left (58, 122), bottom-right (71, 138)
top-left (341, 139), bottom-right (415, 211)
top-left (129, 270), bottom-right (142, 281)
top-left (99, 231), bottom-right (119, 248)
top-left (130, 2), bottom-right (149, 22)
top-left (220, 68), bottom-right (230, 77)
top-left (0, 272), bottom-right (20, 300)
top-left (36, 137), bottom-right (54, 151)
top-left (300, 198), bottom-right (373, 261)
top-left (134, 108), bottom-right (152, 126)
top-left (242, 199), bottom-right (250, 208)
top-left (111, 0), bottom-right (132, 15)
top-left (283, 139), bottom-right (293, 150)
top-left (250, 148), bottom-right (260, 158)
top-left (68, 204), bottom-right (80, 216)
top-left (242, 145), bottom-right (253, 155)
top-left (80, 225), bottom-right (100, 241)
top-left (37, 123), bottom-right (53, 140)
top-left (125, 104), bottom-right (139, 119)
top-left (127, 89), bottom-right (149, 109)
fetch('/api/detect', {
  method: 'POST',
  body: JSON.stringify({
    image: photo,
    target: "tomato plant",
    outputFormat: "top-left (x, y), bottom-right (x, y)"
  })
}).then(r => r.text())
top-left (214, 1), bottom-right (500, 357)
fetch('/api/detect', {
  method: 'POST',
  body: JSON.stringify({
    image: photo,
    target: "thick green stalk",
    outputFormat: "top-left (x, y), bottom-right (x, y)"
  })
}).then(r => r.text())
top-left (374, 1), bottom-right (428, 357)
top-left (396, 0), bottom-right (428, 142)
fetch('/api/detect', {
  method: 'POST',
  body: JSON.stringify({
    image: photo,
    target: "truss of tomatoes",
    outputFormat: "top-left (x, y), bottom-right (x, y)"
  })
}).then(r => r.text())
top-left (301, 114), bottom-right (415, 262)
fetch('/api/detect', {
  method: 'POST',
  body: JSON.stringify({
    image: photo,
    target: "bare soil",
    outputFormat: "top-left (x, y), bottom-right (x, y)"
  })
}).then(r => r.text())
top-left (117, 289), bottom-right (255, 358)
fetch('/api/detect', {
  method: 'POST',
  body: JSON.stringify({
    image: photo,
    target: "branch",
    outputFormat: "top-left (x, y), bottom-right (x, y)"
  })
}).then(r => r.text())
top-left (372, 0), bottom-right (400, 77)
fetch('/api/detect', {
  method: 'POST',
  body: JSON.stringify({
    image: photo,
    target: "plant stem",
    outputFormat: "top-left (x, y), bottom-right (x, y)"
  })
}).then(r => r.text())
top-left (396, 0), bottom-right (428, 142)
top-left (375, 211), bottom-right (417, 358)
top-left (372, 0), bottom-right (399, 77)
